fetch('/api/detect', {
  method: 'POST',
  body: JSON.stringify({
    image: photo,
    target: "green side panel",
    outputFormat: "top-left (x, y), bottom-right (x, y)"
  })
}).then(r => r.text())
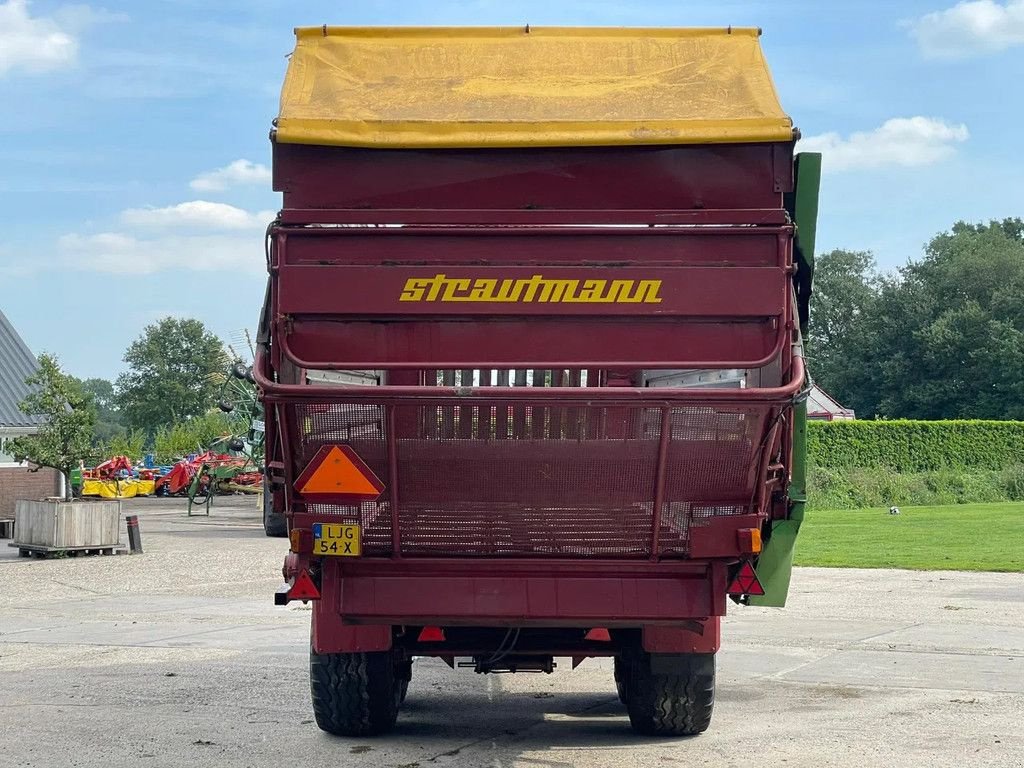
top-left (748, 399), bottom-right (807, 607)
top-left (784, 152), bottom-right (821, 336)
top-left (746, 519), bottom-right (801, 607)
top-left (749, 155), bottom-right (818, 606)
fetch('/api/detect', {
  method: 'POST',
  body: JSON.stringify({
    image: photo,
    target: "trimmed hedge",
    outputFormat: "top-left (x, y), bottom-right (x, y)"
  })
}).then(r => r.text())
top-left (808, 420), bottom-right (1024, 472)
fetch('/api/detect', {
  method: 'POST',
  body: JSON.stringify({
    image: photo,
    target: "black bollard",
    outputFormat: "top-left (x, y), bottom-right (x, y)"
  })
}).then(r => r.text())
top-left (126, 514), bottom-right (143, 554)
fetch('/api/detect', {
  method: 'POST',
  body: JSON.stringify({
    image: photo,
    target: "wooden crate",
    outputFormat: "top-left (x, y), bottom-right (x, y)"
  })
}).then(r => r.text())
top-left (13, 500), bottom-right (122, 549)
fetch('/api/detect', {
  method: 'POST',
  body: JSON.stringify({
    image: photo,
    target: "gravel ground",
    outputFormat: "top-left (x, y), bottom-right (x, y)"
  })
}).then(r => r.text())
top-left (0, 497), bottom-right (1021, 768)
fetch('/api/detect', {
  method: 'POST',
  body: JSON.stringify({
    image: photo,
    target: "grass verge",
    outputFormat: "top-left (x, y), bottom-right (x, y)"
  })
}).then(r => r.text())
top-left (793, 502), bottom-right (1024, 572)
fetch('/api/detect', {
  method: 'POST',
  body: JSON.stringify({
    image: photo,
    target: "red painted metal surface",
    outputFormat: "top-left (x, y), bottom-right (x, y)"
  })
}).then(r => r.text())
top-left (312, 610), bottom-right (391, 653)
top-left (323, 557), bottom-right (724, 626)
top-left (643, 619), bottom-right (721, 654)
top-left (280, 208), bottom-right (789, 226)
top-left (272, 142), bottom-right (793, 211)
top-left (265, 139), bottom-right (802, 642)
top-left (270, 224), bottom-right (792, 369)
top-left (279, 321), bottom-right (785, 371)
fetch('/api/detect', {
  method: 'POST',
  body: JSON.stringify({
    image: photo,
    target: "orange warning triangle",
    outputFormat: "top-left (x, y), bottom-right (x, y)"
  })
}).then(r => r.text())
top-left (295, 445), bottom-right (384, 501)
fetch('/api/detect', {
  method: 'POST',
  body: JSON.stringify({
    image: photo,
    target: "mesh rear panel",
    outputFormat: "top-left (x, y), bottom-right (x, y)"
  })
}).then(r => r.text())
top-left (291, 400), bottom-right (762, 558)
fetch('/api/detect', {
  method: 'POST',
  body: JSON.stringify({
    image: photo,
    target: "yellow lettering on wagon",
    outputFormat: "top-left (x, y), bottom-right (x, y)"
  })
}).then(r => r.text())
top-left (399, 275), bottom-right (662, 304)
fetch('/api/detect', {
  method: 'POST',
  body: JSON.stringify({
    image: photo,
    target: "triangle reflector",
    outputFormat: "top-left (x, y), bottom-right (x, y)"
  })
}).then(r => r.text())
top-left (288, 569), bottom-right (321, 601)
top-left (295, 445), bottom-right (385, 502)
top-left (727, 561), bottom-right (765, 596)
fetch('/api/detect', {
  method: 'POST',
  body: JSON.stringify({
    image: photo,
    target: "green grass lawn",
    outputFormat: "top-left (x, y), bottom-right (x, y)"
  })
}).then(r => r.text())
top-left (793, 502), bottom-right (1024, 572)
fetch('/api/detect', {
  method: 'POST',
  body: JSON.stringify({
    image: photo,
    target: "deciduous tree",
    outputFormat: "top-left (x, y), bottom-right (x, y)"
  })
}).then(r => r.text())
top-left (116, 317), bottom-right (227, 435)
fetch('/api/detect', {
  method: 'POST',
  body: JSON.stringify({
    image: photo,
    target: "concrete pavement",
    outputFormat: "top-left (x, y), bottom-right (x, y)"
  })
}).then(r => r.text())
top-left (0, 497), bottom-right (1021, 767)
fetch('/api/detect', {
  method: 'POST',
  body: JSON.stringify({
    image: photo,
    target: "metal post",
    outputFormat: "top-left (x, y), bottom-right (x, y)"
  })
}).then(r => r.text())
top-left (126, 514), bottom-right (143, 554)
top-left (387, 406), bottom-right (402, 558)
top-left (649, 407), bottom-right (673, 561)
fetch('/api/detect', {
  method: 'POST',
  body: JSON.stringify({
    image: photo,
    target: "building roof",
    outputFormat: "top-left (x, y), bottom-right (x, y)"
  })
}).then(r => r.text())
top-left (0, 309), bottom-right (44, 429)
top-left (807, 384), bottom-right (855, 419)
top-left (277, 26), bottom-right (793, 148)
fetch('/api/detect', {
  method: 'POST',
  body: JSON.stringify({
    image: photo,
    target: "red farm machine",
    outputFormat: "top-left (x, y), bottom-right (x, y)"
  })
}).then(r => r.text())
top-left (258, 27), bottom-right (820, 737)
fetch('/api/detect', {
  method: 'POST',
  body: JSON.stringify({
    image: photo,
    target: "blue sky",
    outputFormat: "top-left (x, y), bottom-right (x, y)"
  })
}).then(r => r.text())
top-left (1, 0), bottom-right (1022, 380)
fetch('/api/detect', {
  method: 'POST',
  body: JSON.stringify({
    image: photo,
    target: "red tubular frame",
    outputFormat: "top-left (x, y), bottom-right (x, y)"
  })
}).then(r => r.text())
top-left (255, 351), bottom-right (803, 405)
top-left (276, 332), bottom-right (790, 374)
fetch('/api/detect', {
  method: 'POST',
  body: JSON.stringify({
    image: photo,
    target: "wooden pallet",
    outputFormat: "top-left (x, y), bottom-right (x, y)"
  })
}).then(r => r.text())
top-left (8, 542), bottom-right (125, 559)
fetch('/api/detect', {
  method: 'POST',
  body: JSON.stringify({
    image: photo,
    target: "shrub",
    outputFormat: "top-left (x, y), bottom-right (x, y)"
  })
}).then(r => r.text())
top-left (807, 463), bottom-right (1024, 510)
top-left (152, 411), bottom-right (233, 464)
top-left (105, 429), bottom-right (146, 460)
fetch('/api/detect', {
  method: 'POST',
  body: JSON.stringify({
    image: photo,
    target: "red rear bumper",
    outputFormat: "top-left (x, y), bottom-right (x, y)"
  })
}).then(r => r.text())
top-left (311, 557), bottom-right (728, 655)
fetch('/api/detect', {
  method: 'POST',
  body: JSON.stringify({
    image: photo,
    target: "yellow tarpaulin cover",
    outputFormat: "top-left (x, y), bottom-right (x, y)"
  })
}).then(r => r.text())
top-left (278, 27), bottom-right (793, 148)
top-left (81, 479), bottom-right (155, 499)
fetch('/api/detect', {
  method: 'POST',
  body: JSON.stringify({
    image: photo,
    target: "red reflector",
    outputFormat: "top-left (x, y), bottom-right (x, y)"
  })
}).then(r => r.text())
top-left (288, 569), bottom-right (321, 601)
top-left (727, 561), bottom-right (765, 596)
top-left (584, 628), bottom-right (611, 642)
top-left (417, 626), bottom-right (446, 642)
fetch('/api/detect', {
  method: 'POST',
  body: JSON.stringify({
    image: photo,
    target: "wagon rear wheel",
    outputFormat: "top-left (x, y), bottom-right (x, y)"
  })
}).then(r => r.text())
top-left (262, 478), bottom-right (287, 537)
top-left (613, 656), bottom-right (629, 706)
top-left (621, 651), bottom-right (715, 736)
top-left (309, 648), bottom-right (402, 736)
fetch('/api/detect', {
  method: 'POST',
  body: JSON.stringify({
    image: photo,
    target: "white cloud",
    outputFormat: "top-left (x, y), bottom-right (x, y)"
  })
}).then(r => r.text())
top-left (909, 0), bottom-right (1024, 58)
top-left (57, 231), bottom-right (267, 275)
top-left (57, 200), bottom-right (274, 275)
top-left (120, 200), bottom-right (274, 231)
top-left (799, 117), bottom-right (969, 173)
top-left (0, 0), bottom-right (78, 76)
top-left (190, 160), bottom-right (272, 192)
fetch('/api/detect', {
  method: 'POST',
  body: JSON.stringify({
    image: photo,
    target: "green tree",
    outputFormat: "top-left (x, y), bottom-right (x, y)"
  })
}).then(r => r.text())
top-left (3, 354), bottom-right (97, 501)
top-left (824, 219), bottom-right (1024, 419)
top-left (116, 317), bottom-right (227, 436)
top-left (806, 249), bottom-right (880, 404)
top-left (78, 377), bottom-right (125, 448)
top-left (871, 219), bottom-right (1024, 419)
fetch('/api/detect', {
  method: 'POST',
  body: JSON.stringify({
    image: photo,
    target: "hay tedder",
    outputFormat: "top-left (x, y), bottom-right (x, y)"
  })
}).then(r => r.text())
top-left (258, 27), bottom-right (820, 736)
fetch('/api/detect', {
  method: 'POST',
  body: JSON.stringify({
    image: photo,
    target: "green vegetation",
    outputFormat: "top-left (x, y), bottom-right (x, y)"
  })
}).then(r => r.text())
top-left (807, 420), bottom-right (1024, 509)
top-left (794, 502), bottom-right (1024, 572)
top-left (116, 316), bottom-right (228, 437)
top-left (152, 410), bottom-right (234, 464)
top-left (105, 429), bottom-right (146, 460)
top-left (809, 419), bottom-right (1024, 472)
top-left (809, 218), bottom-right (1024, 420)
top-left (808, 463), bottom-right (1024, 510)
top-left (3, 354), bottom-right (97, 500)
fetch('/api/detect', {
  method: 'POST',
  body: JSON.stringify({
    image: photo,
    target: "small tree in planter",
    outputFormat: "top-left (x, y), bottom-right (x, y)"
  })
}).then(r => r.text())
top-left (4, 354), bottom-right (95, 501)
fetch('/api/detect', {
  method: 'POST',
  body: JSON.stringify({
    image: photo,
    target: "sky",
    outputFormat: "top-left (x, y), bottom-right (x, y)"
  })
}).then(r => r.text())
top-left (1, 0), bottom-right (1022, 380)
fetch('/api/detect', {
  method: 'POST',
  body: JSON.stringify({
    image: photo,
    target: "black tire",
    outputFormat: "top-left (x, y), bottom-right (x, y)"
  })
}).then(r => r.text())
top-left (263, 479), bottom-right (287, 537)
top-left (397, 659), bottom-right (412, 704)
top-left (218, 400), bottom-right (235, 413)
top-left (309, 648), bottom-right (401, 736)
top-left (621, 651), bottom-right (715, 736)
top-left (231, 362), bottom-right (249, 380)
top-left (613, 656), bottom-right (629, 706)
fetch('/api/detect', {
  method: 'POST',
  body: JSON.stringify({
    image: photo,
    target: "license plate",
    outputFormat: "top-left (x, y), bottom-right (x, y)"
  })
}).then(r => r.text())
top-left (312, 523), bottom-right (361, 557)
